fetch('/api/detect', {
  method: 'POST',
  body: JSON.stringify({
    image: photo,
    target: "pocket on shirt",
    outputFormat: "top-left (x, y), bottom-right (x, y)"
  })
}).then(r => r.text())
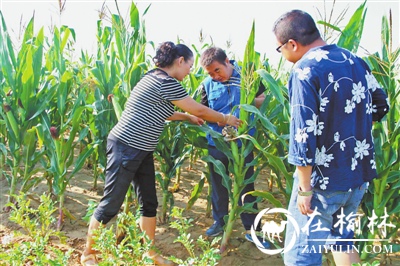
top-left (208, 90), bottom-right (223, 109)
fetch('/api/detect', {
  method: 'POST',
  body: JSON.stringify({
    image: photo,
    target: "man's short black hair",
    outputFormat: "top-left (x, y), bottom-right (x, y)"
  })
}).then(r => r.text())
top-left (200, 47), bottom-right (228, 67)
top-left (273, 9), bottom-right (321, 46)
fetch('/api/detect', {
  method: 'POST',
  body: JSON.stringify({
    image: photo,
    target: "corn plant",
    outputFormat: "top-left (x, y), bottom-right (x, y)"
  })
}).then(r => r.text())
top-left (253, 68), bottom-right (293, 201)
top-left (317, 0), bottom-right (366, 54)
top-left (200, 21), bottom-right (285, 253)
top-left (38, 91), bottom-right (97, 230)
top-left (175, 64), bottom-right (211, 211)
top-left (182, 124), bottom-right (211, 216)
top-left (0, 13), bottom-right (53, 208)
top-left (28, 24), bottom-right (98, 229)
top-left (0, 121), bottom-right (6, 181)
top-left (87, 2), bottom-right (148, 188)
top-left (358, 12), bottom-right (400, 262)
top-left (320, 2), bottom-right (399, 262)
top-left (155, 121), bottom-right (193, 223)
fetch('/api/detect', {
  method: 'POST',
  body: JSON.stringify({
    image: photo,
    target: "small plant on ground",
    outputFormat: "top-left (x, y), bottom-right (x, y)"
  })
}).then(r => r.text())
top-left (168, 207), bottom-right (221, 266)
top-left (0, 192), bottom-right (72, 264)
top-left (91, 211), bottom-right (152, 265)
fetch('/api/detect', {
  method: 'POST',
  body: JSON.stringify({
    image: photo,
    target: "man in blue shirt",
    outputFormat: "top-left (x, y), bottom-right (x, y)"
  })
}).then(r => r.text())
top-left (272, 10), bottom-right (389, 266)
top-left (199, 47), bottom-right (267, 245)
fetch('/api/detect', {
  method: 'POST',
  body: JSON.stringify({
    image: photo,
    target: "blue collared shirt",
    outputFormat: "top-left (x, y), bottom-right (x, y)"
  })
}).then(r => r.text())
top-left (288, 44), bottom-right (389, 191)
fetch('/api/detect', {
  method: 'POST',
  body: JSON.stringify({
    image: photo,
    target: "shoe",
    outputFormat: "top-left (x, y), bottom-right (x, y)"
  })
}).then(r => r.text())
top-left (245, 233), bottom-right (271, 249)
top-left (206, 222), bottom-right (224, 237)
top-left (80, 253), bottom-right (98, 265)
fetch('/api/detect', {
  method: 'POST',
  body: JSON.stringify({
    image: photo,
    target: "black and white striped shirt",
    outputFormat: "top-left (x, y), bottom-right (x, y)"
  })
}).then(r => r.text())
top-left (110, 68), bottom-right (188, 151)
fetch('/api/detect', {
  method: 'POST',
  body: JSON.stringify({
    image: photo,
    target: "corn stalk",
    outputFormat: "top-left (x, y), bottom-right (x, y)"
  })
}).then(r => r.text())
top-left (35, 25), bottom-right (97, 229)
top-left (0, 13), bottom-right (51, 208)
top-left (358, 11), bottom-right (400, 262)
top-left (87, 2), bottom-right (147, 189)
top-left (321, 2), bottom-right (400, 262)
top-left (199, 22), bottom-right (273, 252)
top-left (155, 121), bottom-right (192, 223)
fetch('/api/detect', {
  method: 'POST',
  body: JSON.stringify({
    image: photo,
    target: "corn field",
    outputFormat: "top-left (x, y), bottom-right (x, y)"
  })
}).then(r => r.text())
top-left (0, 1), bottom-right (398, 265)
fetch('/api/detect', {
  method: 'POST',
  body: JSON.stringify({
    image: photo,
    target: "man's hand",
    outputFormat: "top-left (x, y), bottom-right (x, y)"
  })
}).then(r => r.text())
top-left (297, 194), bottom-right (313, 215)
top-left (222, 114), bottom-right (242, 128)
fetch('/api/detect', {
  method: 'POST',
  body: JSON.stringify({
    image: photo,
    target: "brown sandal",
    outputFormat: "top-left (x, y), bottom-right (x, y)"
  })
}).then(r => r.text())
top-left (80, 253), bottom-right (98, 266)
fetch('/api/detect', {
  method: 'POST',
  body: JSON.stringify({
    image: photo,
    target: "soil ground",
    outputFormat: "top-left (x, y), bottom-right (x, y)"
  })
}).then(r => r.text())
top-left (0, 160), bottom-right (399, 265)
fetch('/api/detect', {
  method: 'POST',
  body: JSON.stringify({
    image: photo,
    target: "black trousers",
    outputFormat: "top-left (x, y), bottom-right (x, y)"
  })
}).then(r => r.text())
top-left (94, 136), bottom-right (158, 224)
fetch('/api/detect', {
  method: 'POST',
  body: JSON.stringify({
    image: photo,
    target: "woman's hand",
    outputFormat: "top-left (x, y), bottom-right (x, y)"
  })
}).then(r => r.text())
top-left (188, 115), bottom-right (205, 125)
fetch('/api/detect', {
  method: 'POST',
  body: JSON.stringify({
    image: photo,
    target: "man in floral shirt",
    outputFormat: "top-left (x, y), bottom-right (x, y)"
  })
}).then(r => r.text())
top-left (272, 10), bottom-right (389, 266)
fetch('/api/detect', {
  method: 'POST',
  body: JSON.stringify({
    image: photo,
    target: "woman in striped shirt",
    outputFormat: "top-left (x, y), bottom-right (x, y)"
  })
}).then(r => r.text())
top-left (81, 41), bottom-right (241, 266)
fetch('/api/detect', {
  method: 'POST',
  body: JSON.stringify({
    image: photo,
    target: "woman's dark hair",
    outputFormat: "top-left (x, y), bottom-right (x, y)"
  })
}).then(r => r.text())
top-left (272, 9), bottom-right (320, 46)
top-left (153, 41), bottom-right (193, 68)
top-left (200, 47), bottom-right (227, 67)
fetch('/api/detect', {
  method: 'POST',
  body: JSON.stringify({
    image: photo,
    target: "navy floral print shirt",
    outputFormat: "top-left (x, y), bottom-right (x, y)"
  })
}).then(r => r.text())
top-left (288, 44), bottom-right (389, 191)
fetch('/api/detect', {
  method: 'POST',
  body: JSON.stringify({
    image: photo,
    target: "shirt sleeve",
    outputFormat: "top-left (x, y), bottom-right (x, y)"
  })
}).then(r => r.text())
top-left (287, 71), bottom-right (319, 167)
top-left (160, 77), bottom-right (189, 101)
top-left (363, 63), bottom-right (390, 122)
top-left (372, 89), bottom-right (390, 122)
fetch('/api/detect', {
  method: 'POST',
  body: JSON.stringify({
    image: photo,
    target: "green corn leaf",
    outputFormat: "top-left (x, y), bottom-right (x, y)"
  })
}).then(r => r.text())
top-left (0, 11), bottom-right (17, 68)
top-left (129, 50), bottom-right (146, 89)
top-left (130, 2), bottom-right (140, 33)
top-left (53, 27), bottom-right (61, 70)
top-left (111, 95), bottom-right (123, 121)
top-left (387, 171), bottom-right (400, 184)
top-left (70, 142), bottom-right (98, 177)
top-left (60, 27), bottom-right (71, 52)
top-left (21, 47), bottom-right (34, 84)
top-left (186, 175), bottom-right (206, 210)
top-left (241, 190), bottom-right (283, 208)
top-left (29, 83), bottom-right (58, 121)
top-left (263, 152), bottom-right (292, 181)
top-left (32, 27), bottom-right (44, 89)
top-left (5, 107), bottom-right (20, 143)
top-left (240, 104), bottom-right (277, 135)
top-left (22, 15), bottom-right (34, 45)
top-left (256, 69), bottom-right (286, 105)
top-left (112, 14), bottom-right (125, 62)
top-left (337, 0), bottom-right (367, 52)
top-left (23, 127), bottom-right (37, 158)
top-left (0, 143), bottom-right (7, 156)
top-left (317, 21), bottom-right (342, 33)
top-left (202, 155), bottom-right (232, 192)
top-left (142, 3), bottom-right (152, 16)
top-left (57, 70), bottom-right (73, 116)
top-left (71, 106), bottom-right (86, 130)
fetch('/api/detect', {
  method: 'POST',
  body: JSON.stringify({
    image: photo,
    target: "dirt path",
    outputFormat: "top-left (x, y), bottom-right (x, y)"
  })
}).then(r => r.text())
top-left (0, 160), bottom-right (286, 265)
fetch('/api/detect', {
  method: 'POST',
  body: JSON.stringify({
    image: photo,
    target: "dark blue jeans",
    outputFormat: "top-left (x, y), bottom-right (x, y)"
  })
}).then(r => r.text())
top-left (208, 145), bottom-right (258, 230)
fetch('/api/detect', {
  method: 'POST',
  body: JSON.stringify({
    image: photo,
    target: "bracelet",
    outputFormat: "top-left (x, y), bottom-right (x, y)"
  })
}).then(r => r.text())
top-left (221, 113), bottom-right (228, 124)
top-left (298, 187), bottom-right (313, 196)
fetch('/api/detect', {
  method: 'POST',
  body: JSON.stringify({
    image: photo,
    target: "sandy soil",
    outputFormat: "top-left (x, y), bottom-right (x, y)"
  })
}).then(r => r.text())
top-left (1, 160), bottom-right (398, 265)
top-left (0, 160), bottom-right (287, 265)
